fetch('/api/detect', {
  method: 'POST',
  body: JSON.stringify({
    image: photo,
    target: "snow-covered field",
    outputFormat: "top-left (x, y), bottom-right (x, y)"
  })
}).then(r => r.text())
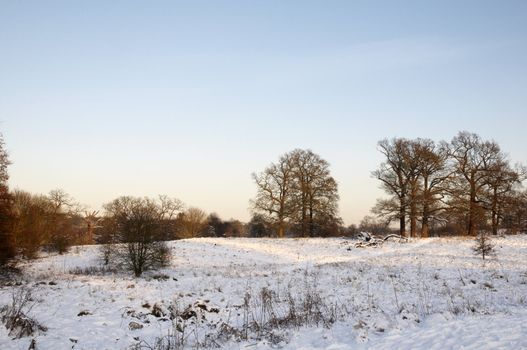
top-left (1, 236), bottom-right (527, 350)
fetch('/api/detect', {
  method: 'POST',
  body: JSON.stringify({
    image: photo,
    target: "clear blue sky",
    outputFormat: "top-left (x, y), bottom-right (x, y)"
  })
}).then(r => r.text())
top-left (1, 1), bottom-right (526, 224)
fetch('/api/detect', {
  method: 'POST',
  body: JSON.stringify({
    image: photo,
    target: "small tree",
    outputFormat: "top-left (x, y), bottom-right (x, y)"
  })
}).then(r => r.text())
top-left (473, 232), bottom-right (494, 260)
top-left (103, 196), bottom-right (177, 277)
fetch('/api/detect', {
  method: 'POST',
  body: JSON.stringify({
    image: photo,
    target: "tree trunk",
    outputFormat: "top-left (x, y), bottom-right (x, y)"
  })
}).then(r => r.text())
top-left (301, 194), bottom-right (308, 237)
top-left (399, 197), bottom-right (406, 237)
top-left (468, 179), bottom-right (477, 236)
top-left (309, 206), bottom-right (314, 237)
top-left (421, 177), bottom-right (430, 238)
top-left (421, 216), bottom-right (429, 238)
top-left (277, 218), bottom-right (285, 238)
top-left (410, 202), bottom-right (417, 238)
top-left (491, 187), bottom-right (498, 235)
top-left (491, 211), bottom-right (498, 236)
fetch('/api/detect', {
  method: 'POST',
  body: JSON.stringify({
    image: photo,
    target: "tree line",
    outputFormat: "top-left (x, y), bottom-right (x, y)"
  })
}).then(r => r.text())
top-left (372, 131), bottom-right (526, 237)
top-left (0, 128), bottom-right (252, 273)
top-left (1, 130), bottom-right (526, 273)
top-left (248, 133), bottom-right (527, 238)
top-left (2, 190), bottom-right (250, 257)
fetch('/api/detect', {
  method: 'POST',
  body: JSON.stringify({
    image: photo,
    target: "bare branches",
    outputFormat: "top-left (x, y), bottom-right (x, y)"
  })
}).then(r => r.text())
top-left (102, 196), bottom-right (178, 276)
top-left (372, 131), bottom-right (525, 237)
top-left (251, 149), bottom-right (340, 237)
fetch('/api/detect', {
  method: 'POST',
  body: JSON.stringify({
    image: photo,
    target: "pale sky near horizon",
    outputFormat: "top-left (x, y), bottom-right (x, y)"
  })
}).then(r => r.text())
top-left (1, 1), bottom-right (526, 225)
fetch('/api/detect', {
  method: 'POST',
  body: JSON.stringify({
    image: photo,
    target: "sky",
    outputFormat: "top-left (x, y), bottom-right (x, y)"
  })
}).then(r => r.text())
top-left (1, 0), bottom-right (526, 225)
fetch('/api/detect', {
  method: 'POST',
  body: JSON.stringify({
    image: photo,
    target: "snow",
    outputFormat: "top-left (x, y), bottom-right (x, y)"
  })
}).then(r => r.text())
top-left (1, 235), bottom-right (527, 349)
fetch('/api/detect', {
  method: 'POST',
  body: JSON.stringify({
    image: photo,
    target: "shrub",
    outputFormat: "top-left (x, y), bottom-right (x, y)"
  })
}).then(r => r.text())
top-left (0, 288), bottom-right (47, 339)
top-left (102, 196), bottom-right (175, 276)
top-left (473, 231), bottom-right (495, 260)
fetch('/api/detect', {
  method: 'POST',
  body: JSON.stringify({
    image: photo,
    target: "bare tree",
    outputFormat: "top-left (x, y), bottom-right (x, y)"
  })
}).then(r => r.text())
top-left (157, 195), bottom-right (184, 240)
top-left (251, 149), bottom-right (340, 237)
top-left (48, 189), bottom-right (73, 213)
top-left (372, 132), bottom-right (524, 237)
top-left (157, 195), bottom-right (184, 220)
top-left (414, 139), bottom-right (451, 237)
top-left (289, 149), bottom-right (339, 237)
top-left (484, 162), bottom-right (525, 235)
top-left (448, 132), bottom-right (504, 235)
top-left (372, 138), bottom-right (418, 237)
top-left (46, 189), bottom-right (76, 253)
top-left (251, 152), bottom-right (296, 237)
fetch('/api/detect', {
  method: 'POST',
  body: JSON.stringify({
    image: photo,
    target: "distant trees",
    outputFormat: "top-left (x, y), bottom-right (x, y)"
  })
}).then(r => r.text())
top-left (502, 190), bottom-right (527, 233)
top-left (11, 189), bottom-right (86, 257)
top-left (358, 215), bottom-right (390, 236)
top-left (201, 213), bottom-right (246, 237)
top-left (176, 207), bottom-right (207, 238)
top-left (372, 131), bottom-right (525, 237)
top-left (157, 195), bottom-right (184, 240)
top-left (251, 152), bottom-right (296, 238)
top-left (12, 191), bottom-right (50, 259)
top-left (251, 149), bottom-right (340, 237)
top-left (2, 125), bottom-right (524, 266)
top-left (47, 189), bottom-right (77, 254)
top-left (221, 219), bottom-right (245, 237)
top-left (484, 161), bottom-right (525, 236)
top-left (247, 214), bottom-right (271, 237)
top-left (372, 138), bottom-right (415, 237)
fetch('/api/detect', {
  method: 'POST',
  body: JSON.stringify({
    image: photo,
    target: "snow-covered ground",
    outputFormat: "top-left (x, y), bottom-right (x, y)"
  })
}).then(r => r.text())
top-left (1, 236), bottom-right (527, 349)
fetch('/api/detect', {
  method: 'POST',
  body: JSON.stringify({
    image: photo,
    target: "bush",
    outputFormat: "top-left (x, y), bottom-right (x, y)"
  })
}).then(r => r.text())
top-left (102, 196), bottom-right (174, 276)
